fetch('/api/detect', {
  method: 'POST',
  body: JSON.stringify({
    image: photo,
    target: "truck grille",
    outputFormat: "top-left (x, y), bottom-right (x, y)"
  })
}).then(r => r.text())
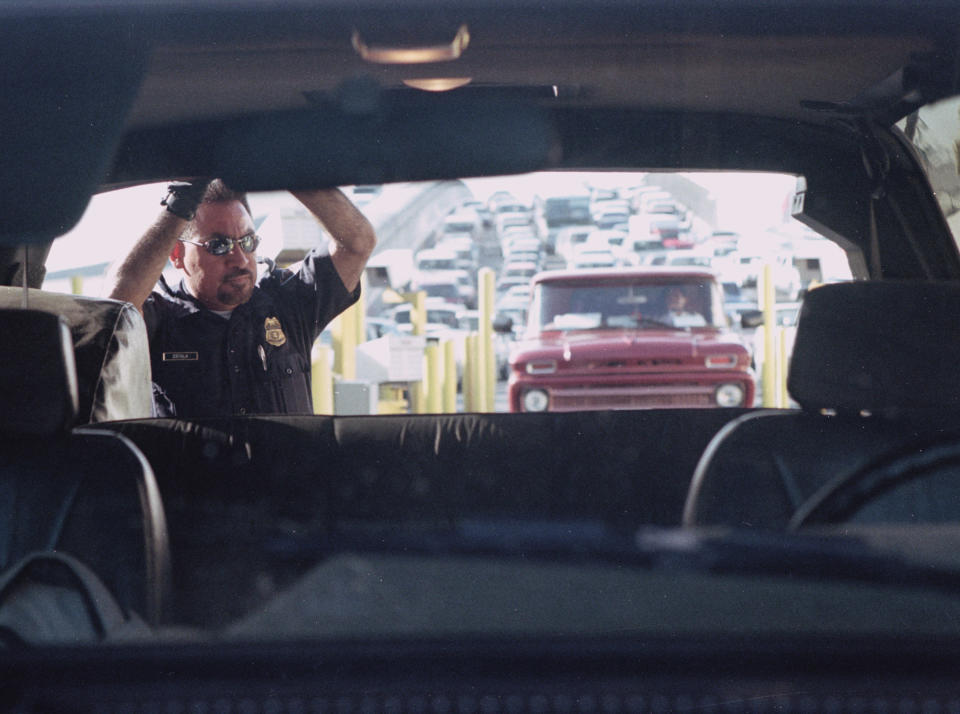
top-left (550, 385), bottom-right (715, 410)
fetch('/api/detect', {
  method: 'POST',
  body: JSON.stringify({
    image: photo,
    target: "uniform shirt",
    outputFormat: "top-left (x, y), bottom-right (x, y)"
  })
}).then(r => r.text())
top-left (143, 251), bottom-right (359, 417)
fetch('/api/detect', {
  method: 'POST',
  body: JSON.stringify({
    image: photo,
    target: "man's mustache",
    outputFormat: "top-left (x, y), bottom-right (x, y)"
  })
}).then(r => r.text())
top-left (224, 269), bottom-right (253, 280)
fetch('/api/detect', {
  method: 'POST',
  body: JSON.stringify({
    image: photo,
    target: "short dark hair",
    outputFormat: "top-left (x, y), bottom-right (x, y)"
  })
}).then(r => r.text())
top-left (202, 179), bottom-right (252, 215)
top-left (180, 179), bottom-right (253, 240)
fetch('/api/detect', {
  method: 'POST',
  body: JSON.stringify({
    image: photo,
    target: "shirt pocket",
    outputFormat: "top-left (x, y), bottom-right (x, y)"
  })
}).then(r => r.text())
top-left (256, 347), bottom-right (311, 414)
top-left (154, 353), bottom-right (206, 414)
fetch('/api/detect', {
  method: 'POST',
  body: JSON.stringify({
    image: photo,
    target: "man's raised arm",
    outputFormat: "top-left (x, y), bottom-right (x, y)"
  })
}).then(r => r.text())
top-left (105, 211), bottom-right (186, 311)
top-left (291, 188), bottom-right (377, 292)
top-left (105, 181), bottom-right (208, 311)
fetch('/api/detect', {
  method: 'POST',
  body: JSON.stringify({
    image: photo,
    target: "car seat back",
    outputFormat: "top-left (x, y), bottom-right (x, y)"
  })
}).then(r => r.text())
top-left (0, 308), bottom-right (169, 624)
top-left (0, 287), bottom-right (152, 424)
top-left (684, 281), bottom-right (960, 527)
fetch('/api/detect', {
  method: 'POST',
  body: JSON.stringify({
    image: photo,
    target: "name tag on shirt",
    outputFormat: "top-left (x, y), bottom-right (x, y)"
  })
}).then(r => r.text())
top-left (162, 351), bottom-right (199, 362)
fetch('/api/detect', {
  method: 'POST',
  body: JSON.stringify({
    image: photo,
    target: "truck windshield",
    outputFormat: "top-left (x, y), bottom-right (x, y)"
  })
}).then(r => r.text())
top-left (531, 278), bottom-right (726, 331)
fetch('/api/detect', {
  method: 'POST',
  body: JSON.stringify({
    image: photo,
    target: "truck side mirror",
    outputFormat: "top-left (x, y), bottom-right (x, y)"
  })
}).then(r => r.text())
top-left (740, 309), bottom-right (764, 329)
top-left (493, 315), bottom-right (514, 334)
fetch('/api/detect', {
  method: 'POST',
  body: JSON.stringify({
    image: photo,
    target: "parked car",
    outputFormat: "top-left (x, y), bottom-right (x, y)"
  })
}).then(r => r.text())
top-left (570, 245), bottom-right (619, 269)
top-left (412, 270), bottom-right (476, 308)
top-left (509, 268), bottom-right (755, 411)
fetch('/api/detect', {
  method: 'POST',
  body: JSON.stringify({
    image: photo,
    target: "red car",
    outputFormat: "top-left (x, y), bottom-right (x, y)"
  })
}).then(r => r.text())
top-left (508, 268), bottom-right (756, 411)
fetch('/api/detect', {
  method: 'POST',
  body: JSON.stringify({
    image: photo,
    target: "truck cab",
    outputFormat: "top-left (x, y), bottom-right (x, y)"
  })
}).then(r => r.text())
top-left (508, 267), bottom-right (756, 412)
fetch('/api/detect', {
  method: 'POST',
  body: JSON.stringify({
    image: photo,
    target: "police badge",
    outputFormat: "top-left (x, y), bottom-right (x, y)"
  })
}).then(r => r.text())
top-left (264, 317), bottom-right (287, 347)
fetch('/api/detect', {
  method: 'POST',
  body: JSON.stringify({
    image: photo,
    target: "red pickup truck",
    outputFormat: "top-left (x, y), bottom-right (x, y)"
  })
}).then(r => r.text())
top-left (507, 268), bottom-right (756, 412)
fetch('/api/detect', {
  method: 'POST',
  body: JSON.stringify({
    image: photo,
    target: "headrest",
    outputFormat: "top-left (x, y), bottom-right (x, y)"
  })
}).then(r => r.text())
top-left (0, 288), bottom-right (152, 423)
top-left (788, 281), bottom-right (960, 411)
top-left (0, 309), bottom-right (78, 434)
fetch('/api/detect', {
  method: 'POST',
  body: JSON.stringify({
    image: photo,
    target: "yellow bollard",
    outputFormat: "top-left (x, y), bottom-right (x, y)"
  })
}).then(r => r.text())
top-left (760, 264), bottom-right (777, 407)
top-left (410, 291), bottom-right (427, 414)
top-left (424, 342), bottom-right (442, 413)
top-left (331, 315), bottom-right (342, 375)
top-left (464, 334), bottom-right (477, 411)
top-left (442, 340), bottom-right (457, 413)
top-left (482, 269), bottom-right (497, 411)
top-left (310, 342), bottom-right (334, 414)
top-left (410, 291), bottom-right (426, 337)
top-left (70, 275), bottom-right (83, 295)
top-left (477, 267), bottom-right (495, 411)
top-left (336, 303), bottom-right (359, 380)
top-left (356, 273), bottom-right (367, 344)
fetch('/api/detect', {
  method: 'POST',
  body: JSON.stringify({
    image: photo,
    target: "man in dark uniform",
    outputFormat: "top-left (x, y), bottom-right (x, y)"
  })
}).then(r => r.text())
top-left (106, 180), bottom-right (377, 417)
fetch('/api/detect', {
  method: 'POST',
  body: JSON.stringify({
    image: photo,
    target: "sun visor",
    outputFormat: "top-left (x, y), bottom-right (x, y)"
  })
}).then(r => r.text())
top-left (113, 97), bottom-right (557, 192)
top-left (0, 19), bottom-right (147, 246)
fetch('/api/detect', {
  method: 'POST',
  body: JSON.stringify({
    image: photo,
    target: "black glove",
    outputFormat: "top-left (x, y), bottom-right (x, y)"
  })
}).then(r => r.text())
top-left (160, 179), bottom-right (212, 220)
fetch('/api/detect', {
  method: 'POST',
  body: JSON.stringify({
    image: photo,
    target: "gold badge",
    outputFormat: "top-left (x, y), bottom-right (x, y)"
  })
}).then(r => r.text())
top-left (264, 317), bottom-right (286, 347)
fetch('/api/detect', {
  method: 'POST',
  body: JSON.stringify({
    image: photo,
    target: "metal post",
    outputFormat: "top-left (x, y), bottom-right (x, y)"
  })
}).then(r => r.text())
top-left (482, 269), bottom-right (497, 411)
top-left (464, 334), bottom-right (477, 411)
top-left (410, 291), bottom-right (427, 413)
top-left (477, 267), bottom-right (495, 411)
top-left (424, 342), bottom-right (442, 413)
top-left (442, 340), bottom-right (457, 413)
top-left (311, 342), bottom-right (334, 414)
top-left (331, 314), bottom-right (343, 375)
top-left (339, 302), bottom-right (359, 380)
top-left (356, 273), bottom-right (367, 344)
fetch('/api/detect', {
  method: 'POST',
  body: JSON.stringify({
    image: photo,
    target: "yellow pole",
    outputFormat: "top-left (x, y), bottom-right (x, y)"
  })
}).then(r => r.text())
top-left (477, 267), bottom-right (495, 411)
top-left (331, 315), bottom-right (343, 375)
top-left (337, 303), bottom-right (358, 380)
top-left (442, 339), bottom-right (457, 413)
top-left (310, 342), bottom-right (334, 414)
top-left (424, 342), bottom-right (442, 413)
top-left (482, 269), bottom-right (497, 411)
top-left (761, 264), bottom-right (777, 407)
top-left (356, 273), bottom-right (367, 344)
top-left (464, 334), bottom-right (477, 411)
top-left (410, 291), bottom-right (426, 336)
top-left (410, 291), bottom-right (427, 414)
top-left (70, 275), bottom-right (83, 295)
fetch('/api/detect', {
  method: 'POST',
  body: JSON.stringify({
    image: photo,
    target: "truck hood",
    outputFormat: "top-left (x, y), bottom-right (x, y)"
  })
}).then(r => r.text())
top-left (513, 328), bottom-right (748, 365)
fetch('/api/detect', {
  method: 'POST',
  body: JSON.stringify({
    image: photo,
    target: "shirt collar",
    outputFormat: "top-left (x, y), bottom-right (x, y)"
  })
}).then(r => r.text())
top-left (156, 274), bottom-right (271, 317)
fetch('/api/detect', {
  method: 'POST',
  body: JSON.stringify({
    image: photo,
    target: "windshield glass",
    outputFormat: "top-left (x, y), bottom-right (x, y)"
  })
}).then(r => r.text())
top-left (531, 277), bottom-right (725, 331)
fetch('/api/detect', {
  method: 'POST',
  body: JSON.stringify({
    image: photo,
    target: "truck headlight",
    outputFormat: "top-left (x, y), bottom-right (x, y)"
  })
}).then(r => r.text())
top-left (525, 359), bottom-right (557, 375)
top-left (705, 354), bottom-right (738, 369)
top-left (522, 389), bottom-right (550, 412)
top-left (715, 383), bottom-right (745, 407)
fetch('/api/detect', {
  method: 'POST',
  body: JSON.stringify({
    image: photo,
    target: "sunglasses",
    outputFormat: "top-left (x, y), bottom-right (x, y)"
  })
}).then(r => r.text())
top-left (179, 233), bottom-right (260, 256)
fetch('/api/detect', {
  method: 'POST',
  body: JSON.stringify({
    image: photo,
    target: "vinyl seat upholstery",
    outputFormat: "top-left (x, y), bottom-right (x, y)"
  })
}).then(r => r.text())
top-left (684, 281), bottom-right (960, 528)
top-left (0, 308), bottom-right (169, 625)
